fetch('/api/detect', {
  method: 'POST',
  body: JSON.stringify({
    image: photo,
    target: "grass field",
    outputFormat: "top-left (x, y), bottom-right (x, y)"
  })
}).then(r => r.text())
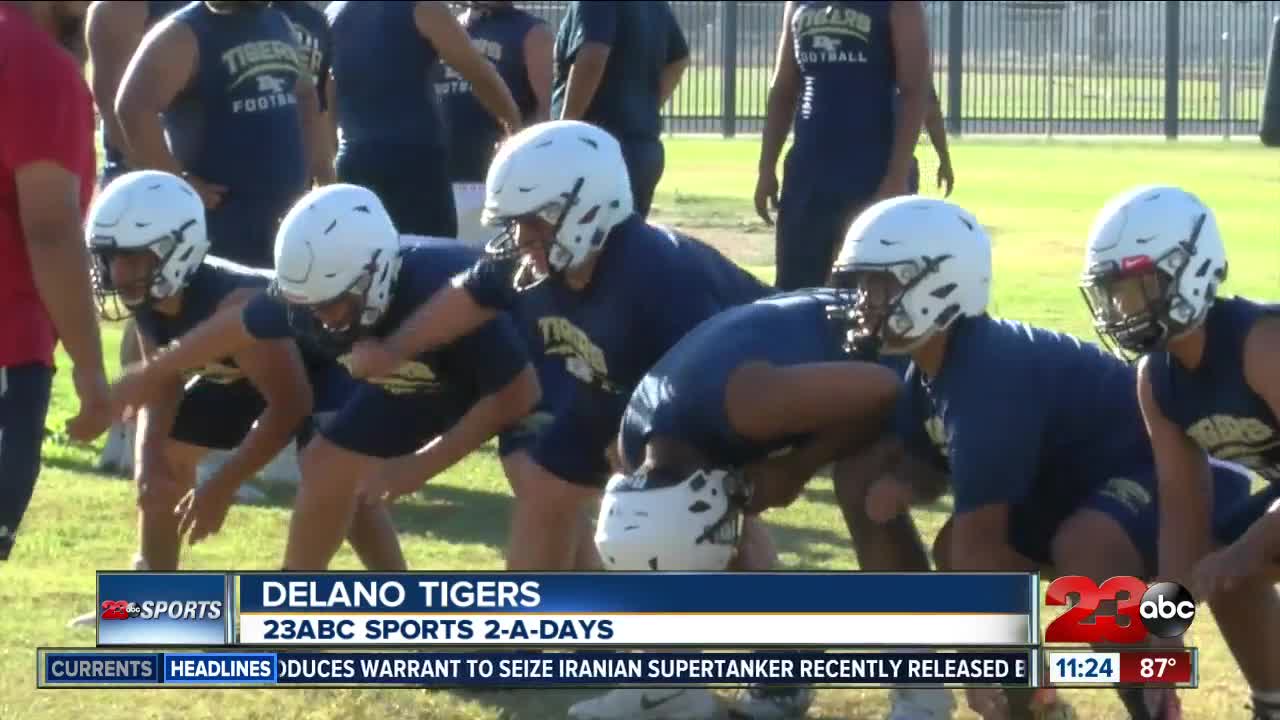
top-left (6, 137), bottom-right (1279, 719)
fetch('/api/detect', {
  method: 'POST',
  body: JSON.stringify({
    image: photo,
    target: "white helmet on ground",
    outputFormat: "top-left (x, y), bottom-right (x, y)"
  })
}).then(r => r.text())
top-left (272, 183), bottom-right (401, 343)
top-left (85, 170), bottom-right (209, 320)
top-left (1080, 184), bottom-right (1227, 357)
top-left (482, 120), bottom-right (633, 286)
top-left (830, 196), bottom-right (991, 355)
top-left (595, 466), bottom-right (749, 572)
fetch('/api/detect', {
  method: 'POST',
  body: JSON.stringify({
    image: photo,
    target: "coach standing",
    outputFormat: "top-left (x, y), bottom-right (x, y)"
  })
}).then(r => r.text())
top-left (440, 0), bottom-right (552, 247)
top-left (0, 0), bottom-right (109, 561)
top-left (755, 1), bottom-right (931, 291)
top-left (553, 1), bottom-right (690, 218)
top-left (116, 0), bottom-right (321, 270)
top-left (326, 0), bottom-right (523, 238)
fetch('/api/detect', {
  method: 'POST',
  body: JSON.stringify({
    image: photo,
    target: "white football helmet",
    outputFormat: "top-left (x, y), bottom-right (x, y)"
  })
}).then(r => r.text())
top-left (85, 170), bottom-right (209, 320)
top-left (482, 120), bottom-right (634, 288)
top-left (272, 183), bottom-right (401, 344)
top-left (595, 466), bottom-right (749, 572)
top-left (1081, 185), bottom-right (1227, 357)
top-left (830, 196), bottom-right (991, 355)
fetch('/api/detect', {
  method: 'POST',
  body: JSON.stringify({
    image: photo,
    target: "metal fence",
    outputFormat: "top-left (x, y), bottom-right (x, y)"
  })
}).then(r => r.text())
top-left (516, 0), bottom-right (1280, 138)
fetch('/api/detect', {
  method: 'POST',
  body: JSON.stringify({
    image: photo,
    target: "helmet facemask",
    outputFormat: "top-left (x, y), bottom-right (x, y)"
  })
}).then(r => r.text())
top-left (273, 250), bottom-right (394, 355)
top-left (1081, 213), bottom-right (1223, 361)
top-left (484, 177), bottom-right (587, 292)
top-left (833, 254), bottom-right (958, 357)
top-left (88, 219), bottom-right (199, 321)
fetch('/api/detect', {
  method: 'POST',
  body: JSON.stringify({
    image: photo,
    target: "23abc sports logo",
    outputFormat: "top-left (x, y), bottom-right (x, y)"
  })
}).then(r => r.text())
top-left (100, 599), bottom-right (225, 622)
top-left (1044, 576), bottom-right (1196, 643)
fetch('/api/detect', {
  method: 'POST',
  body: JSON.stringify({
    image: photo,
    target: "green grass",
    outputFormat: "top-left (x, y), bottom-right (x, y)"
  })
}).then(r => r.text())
top-left (7, 138), bottom-right (1279, 719)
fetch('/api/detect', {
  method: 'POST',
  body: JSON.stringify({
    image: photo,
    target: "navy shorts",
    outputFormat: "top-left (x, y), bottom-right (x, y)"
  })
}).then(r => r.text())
top-left (775, 189), bottom-right (872, 292)
top-left (337, 146), bottom-right (457, 238)
top-left (319, 383), bottom-right (468, 459)
top-left (620, 138), bottom-right (665, 218)
top-left (0, 364), bottom-right (54, 561)
top-left (1008, 462), bottom-right (1254, 574)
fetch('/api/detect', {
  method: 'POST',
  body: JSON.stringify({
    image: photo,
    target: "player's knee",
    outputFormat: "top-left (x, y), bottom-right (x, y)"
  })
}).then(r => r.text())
top-left (1051, 509), bottom-right (1143, 577)
top-left (831, 436), bottom-right (898, 512)
top-left (298, 438), bottom-right (355, 496)
top-left (136, 476), bottom-right (182, 517)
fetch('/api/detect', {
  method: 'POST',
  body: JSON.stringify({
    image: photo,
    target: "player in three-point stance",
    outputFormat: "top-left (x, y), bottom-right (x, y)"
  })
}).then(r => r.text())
top-left (78, 171), bottom-right (355, 574)
top-left (98, 183), bottom-right (541, 573)
top-left (1081, 185), bottom-right (1280, 720)
top-left (341, 120), bottom-right (805, 719)
top-left (596, 288), bottom-right (921, 719)
top-left (838, 195), bottom-right (1255, 720)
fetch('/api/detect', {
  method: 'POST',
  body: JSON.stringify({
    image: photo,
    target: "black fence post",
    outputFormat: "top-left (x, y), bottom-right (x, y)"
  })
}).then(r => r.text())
top-left (721, 1), bottom-right (739, 139)
top-left (947, 1), bottom-right (964, 136)
top-left (1164, 0), bottom-right (1181, 140)
top-left (1262, 14), bottom-right (1280, 147)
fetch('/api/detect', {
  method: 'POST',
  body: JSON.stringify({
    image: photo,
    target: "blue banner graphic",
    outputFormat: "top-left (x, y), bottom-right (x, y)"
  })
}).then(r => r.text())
top-left (37, 649), bottom-right (1035, 688)
top-left (236, 572), bottom-right (1037, 614)
top-left (97, 573), bottom-right (232, 647)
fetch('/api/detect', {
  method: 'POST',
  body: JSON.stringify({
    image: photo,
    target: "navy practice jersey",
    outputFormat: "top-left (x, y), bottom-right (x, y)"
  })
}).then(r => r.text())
top-left (551, 1), bottom-right (688, 142)
top-left (893, 314), bottom-right (1155, 515)
top-left (244, 238), bottom-right (530, 410)
top-left (164, 2), bottom-right (309, 267)
top-left (275, 0), bottom-right (333, 112)
top-left (621, 290), bottom-right (855, 471)
top-left (327, 0), bottom-right (445, 152)
top-left (1148, 296), bottom-right (1280, 484)
top-left (440, 5), bottom-right (545, 183)
top-left (134, 257), bottom-right (273, 385)
top-left (460, 215), bottom-right (772, 431)
top-left (100, 1), bottom-right (187, 185)
top-left (785, 1), bottom-right (896, 200)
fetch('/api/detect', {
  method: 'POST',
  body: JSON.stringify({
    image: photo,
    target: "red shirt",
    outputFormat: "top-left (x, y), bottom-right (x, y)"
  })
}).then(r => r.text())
top-left (0, 5), bottom-right (96, 368)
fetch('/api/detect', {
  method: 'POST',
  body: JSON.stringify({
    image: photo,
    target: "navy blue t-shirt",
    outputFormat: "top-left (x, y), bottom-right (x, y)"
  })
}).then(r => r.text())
top-left (100, 0), bottom-right (187, 184)
top-left (621, 290), bottom-right (851, 471)
top-left (440, 5), bottom-right (544, 183)
top-left (327, 0), bottom-right (445, 152)
top-left (135, 257), bottom-right (272, 385)
top-left (892, 315), bottom-right (1154, 515)
top-left (276, 0), bottom-right (333, 112)
top-left (164, 2), bottom-right (309, 268)
top-left (1148, 297), bottom-right (1280, 485)
top-left (244, 238), bottom-right (529, 408)
top-left (551, 1), bottom-right (688, 142)
top-left (784, 1), bottom-right (896, 201)
top-left (460, 215), bottom-right (772, 433)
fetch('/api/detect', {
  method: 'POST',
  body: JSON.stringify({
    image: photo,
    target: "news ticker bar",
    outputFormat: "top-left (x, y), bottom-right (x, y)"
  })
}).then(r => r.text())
top-left (96, 572), bottom-right (1040, 648)
top-left (1046, 649), bottom-right (1198, 688)
top-left (40, 649), bottom-right (1037, 689)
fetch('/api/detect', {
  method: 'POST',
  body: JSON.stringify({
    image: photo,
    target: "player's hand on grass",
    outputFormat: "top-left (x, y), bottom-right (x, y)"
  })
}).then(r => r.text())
top-left (346, 338), bottom-right (401, 380)
top-left (937, 160), bottom-right (955, 197)
top-left (361, 451), bottom-right (434, 505)
top-left (753, 169), bottom-right (779, 226)
top-left (175, 475), bottom-right (238, 545)
top-left (66, 364), bottom-right (113, 442)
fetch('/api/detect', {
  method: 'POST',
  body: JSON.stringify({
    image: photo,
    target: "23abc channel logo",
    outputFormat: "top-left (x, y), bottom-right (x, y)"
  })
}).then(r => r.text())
top-left (99, 599), bottom-right (224, 621)
top-left (1044, 576), bottom-right (1196, 644)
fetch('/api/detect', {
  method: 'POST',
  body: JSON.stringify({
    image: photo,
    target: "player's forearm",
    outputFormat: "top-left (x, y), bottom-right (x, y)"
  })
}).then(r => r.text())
top-left (117, 108), bottom-right (184, 175)
top-left (472, 72), bottom-right (522, 134)
top-left (1155, 473), bottom-right (1214, 584)
top-left (25, 221), bottom-right (105, 372)
top-left (150, 312), bottom-right (255, 379)
top-left (560, 48), bottom-right (608, 121)
top-left (887, 89), bottom-right (927, 184)
top-left (758, 84), bottom-right (798, 174)
top-left (923, 98), bottom-right (951, 166)
top-left (418, 369), bottom-right (538, 478)
top-left (658, 58), bottom-right (689, 106)
top-left (384, 288), bottom-right (495, 363)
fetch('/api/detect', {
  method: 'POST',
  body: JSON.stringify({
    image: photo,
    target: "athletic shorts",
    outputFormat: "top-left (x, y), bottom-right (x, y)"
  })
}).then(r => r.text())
top-left (337, 145), bottom-right (457, 238)
top-left (1008, 461), bottom-right (1254, 574)
top-left (319, 383), bottom-right (469, 459)
top-left (620, 138), bottom-right (665, 219)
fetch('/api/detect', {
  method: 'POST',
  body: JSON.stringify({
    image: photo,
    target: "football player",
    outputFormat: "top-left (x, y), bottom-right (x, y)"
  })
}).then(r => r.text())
top-left (98, 183), bottom-right (541, 573)
top-left (839, 195), bottom-right (1255, 720)
top-left (1081, 185), bottom-right (1280, 720)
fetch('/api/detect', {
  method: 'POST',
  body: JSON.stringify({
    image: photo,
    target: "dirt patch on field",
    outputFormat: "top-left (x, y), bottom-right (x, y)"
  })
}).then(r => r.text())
top-left (649, 202), bottom-right (777, 268)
